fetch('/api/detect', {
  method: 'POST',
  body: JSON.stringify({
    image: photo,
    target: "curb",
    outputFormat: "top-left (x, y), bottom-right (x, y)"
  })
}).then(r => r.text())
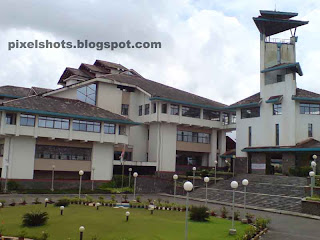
top-left (159, 193), bottom-right (320, 220)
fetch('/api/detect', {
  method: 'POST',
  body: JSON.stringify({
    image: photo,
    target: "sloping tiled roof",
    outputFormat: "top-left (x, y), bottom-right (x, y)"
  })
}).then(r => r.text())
top-left (95, 60), bottom-right (128, 71)
top-left (0, 85), bottom-right (31, 98)
top-left (31, 87), bottom-right (54, 95)
top-left (294, 88), bottom-right (320, 99)
top-left (101, 73), bottom-right (227, 108)
top-left (229, 92), bottom-right (261, 107)
top-left (1, 96), bottom-right (135, 124)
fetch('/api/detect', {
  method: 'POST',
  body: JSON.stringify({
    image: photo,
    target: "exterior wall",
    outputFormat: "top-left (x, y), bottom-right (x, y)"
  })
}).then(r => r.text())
top-left (218, 130), bottom-right (226, 165)
top-left (96, 82), bottom-right (122, 115)
top-left (148, 123), bottom-right (177, 172)
top-left (129, 125), bottom-right (148, 162)
top-left (176, 142), bottom-right (210, 153)
top-left (91, 142), bottom-right (114, 180)
top-left (34, 159), bottom-right (91, 172)
top-left (264, 42), bottom-right (295, 68)
top-left (282, 152), bottom-right (295, 175)
top-left (209, 129), bottom-right (218, 167)
top-left (51, 87), bottom-right (78, 99)
top-left (2, 136), bottom-right (36, 179)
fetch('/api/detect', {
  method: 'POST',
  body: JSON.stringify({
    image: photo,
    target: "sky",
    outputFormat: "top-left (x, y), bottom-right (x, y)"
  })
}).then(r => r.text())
top-left (1, 0), bottom-right (320, 105)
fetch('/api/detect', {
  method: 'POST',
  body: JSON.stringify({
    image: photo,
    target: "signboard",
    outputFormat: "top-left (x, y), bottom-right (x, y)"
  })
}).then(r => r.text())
top-left (251, 163), bottom-right (266, 170)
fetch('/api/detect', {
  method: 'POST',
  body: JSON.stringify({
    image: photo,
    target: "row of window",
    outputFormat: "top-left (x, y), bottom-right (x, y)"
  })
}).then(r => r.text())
top-left (5, 113), bottom-right (126, 135)
top-left (35, 145), bottom-right (92, 161)
top-left (177, 130), bottom-right (211, 144)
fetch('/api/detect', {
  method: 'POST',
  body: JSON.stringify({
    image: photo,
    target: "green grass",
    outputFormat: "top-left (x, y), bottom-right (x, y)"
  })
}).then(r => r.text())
top-left (0, 205), bottom-right (248, 240)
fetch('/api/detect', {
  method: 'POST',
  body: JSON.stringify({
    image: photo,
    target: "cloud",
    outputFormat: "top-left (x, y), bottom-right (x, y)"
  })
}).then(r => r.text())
top-left (0, 0), bottom-right (319, 105)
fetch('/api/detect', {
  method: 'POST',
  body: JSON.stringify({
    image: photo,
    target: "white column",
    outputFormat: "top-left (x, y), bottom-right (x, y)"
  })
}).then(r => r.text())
top-left (218, 130), bottom-right (226, 166)
top-left (91, 142), bottom-right (114, 180)
top-left (209, 129), bottom-right (218, 167)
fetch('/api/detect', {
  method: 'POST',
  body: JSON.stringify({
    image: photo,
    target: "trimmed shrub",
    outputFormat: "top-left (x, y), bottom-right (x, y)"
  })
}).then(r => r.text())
top-left (22, 210), bottom-right (49, 226)
top-left (289, 166), bottom-right (312, 177)
top-left (189, 205), bottom-right (209, 222)
top-left (236, 225), bottom-right (257, 240)
top-left (220, 206), bottom-right (228, 218)
top-left (255, 217), bottom-right (271, 230)
top-left (54, 198), bottom-right (70, 207)
top-left (7, 180), bottom-right (20, 191)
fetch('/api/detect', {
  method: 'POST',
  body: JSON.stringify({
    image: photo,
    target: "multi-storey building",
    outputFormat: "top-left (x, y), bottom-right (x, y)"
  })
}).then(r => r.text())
top-left (232, 10), bottom-right (320, 175)
top-left (0, 60), bottom-right (235, 181)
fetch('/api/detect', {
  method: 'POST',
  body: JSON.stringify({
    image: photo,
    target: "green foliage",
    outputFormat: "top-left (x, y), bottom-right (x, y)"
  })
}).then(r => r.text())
top-left (289, 166), bottom-right (312, 177)
top-left (0, 225), bottom-right (5, 234)
top-left (54, 197), bottom-right (70, 207)
top-left (255, 217), bottom-right (271, 230)
top-left (22, 210), bottom-right (49, 227)
top-left (189, 205), bottom-right (210, 222)
top-left (236, 225), bottom-right (257, 240)
top-left (220, 206), bottom-right (228, 218)
top-left (234, 210), bottom-right (240, 220)
top-left (7, 180), bottom-right (20, 191)
top-left (99, 175), bottom-right (131, 189)
top-left (245, 213), bottom-right (255, 224)
top-left (306, 194), bottom-right (320, 201)
top-left (18, 229), bottom-right (28, 237)
top-left (200, 169), bottom-right (210, 178)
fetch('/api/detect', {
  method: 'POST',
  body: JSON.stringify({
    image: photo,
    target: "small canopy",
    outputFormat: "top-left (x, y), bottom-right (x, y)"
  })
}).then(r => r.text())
top-left (266, 95), bottom-right (283, 104)
top-left (261, 62), bottom-right (303, 76)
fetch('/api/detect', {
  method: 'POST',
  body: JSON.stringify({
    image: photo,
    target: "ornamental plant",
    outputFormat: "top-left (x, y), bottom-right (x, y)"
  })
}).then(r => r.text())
top-left (22, 210), bottom-right (48, 227)
top-left (189, 205), bottom-right (210, 222)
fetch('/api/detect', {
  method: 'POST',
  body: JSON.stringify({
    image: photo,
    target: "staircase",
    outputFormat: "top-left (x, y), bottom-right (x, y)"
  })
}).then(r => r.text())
top-left (189, 174), bottom-right (307, 212)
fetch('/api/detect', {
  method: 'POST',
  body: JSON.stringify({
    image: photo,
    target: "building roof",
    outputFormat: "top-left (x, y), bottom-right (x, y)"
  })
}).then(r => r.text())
top-left (293, 88), bottom-right (320, 100)
top-left (0, 96), bottom-right (137, 124)
top-left (243, 138), bottom-right (320, 152)
top-left (253, 10), bottom-right (308, 37)
top-left (0, 85), bottom-right (31, 98)
top-left (31, 87), bottom-right (54, 95)
top-left (261, 62), bottom-right (303, 76)
top-left (229, 92), bottom-right (261, 108)
top-left (101, 73), bottom-right (227, 109)
top-left (266, 95), bottom-right (283, 103)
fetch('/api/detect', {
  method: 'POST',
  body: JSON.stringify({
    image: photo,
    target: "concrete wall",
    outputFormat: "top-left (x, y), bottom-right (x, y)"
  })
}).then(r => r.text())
top-left (96, 82), bottom-right (122, 115)
top-left (91, 142), bottom-right (114, 180)
top-left (129, 125), bottom-right (148, 162)
top-left (2, 136), bottom-right (36, 179)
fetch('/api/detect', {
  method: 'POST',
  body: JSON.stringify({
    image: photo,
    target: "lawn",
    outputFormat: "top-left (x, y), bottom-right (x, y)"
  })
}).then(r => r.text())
top-left (0, 205), bottom-right (248, 240)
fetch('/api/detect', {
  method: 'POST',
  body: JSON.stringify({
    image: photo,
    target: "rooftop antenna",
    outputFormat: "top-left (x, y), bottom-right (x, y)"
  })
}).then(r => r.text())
top-left (274, 3), bottom-right (277, 11)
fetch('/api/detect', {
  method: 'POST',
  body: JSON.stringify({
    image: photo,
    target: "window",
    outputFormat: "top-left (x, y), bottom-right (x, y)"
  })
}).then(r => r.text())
top-left (177, 130), bottom-right (210, 144)
top-left (273, 103), bottom-right (282, 115)
top-left (308, 123), bottom-right (313, 137)
top-left (170, 104), bottom-right (179, 115)
top-left (77, 83), bottom-right (97, 105)
top-left (275, 124), bottom-right (279, 146)
top-left (182, 106), bottom-right (200, 118)
top-left (119, 125), bottom-right (127, 135)
top-left (248, 127), bottom-right (252, 147)
top-left (144, 104), bottom-right (150, 115)
top-left (231, 114), bottom-right (236, 124)
top-left (222, 112), bottom-right (229, 125)
top-left (104, 123), bottom-right (115, 134)
top-left (35, 145), bottom-right (91, 161)
top-left (241, 107), bottom-right (260, 119)
top-left (5, 113), bottom-right (16, 125)
top-left (38, 116), bottom-right (69, 130)
top-left (121, 104), bottom-right (129, 115)
top-left (20, 114), bottom-right (35, 126)
top-left (161, 104), bottom-right (167, 114)
top-left (300, 103), bottom-right (320, 115)
top-left (138, 105), bottom-right (143, 116)
top-left (0, 144), bottom-right (4, 157)
top-left (203, 109), bottom-right (220, 121)
top-left (153, 103), bottom-right (157, 113)
top-left (276, 75), bottom-right (283, 82)
top-left (72, 120), bottom-right (101, 133)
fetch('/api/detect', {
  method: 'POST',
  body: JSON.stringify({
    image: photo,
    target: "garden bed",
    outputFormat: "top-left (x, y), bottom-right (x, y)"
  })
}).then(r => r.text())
top-left (301, 197), bottom-right (320, 216)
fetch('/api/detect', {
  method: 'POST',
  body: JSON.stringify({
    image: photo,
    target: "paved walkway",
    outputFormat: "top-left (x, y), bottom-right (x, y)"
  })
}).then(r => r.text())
top-left (0, 193), bottom-right (319, 240)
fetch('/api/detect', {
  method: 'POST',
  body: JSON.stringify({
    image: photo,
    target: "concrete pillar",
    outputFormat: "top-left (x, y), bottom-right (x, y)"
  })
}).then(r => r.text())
top-left (209, 129), bottom-right (217, 167)
top-left (148, 122), bottom-right (177, 172)
top-left (2, 136), bottom-right (36, 179)
top-left (218, 130), bottom-right (226, 166)
top-left (282, 152), bottom-right (295, 175)
top-left (91, 142), bottom-right (114, 180)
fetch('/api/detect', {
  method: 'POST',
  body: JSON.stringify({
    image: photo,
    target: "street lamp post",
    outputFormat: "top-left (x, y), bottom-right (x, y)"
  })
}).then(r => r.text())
top-left (214, 160), bottom-right (218, 185)
top-left (232, 155), bottom-right (236, 177)
top-left (311, 158), bottom-right (317, 174)
top-left (241, 179), bottom-right (249, 223)
top-left (51, 165), bottom-right (55, 192)
top-left (184, 181), bottom-right (193, 240)
top-left (45, 198), bottom-right (49, 208)
top-left (204, 177), bottom-right (209, 206)
top-left (60, 206), bottom-right (64, 216)
top-left (91, 167), bottom-right (95, 191)
top-left (309, 171), bottom-right (315, 197)
top-left (133, 172), bottom-right (138, 200)
top-left (229, 181), bottom-right (238, 235)
top-left (4, 160), bottom-right (9, 193)
top-left (78, 170), bottom-right (84, 199)
top-left (192, 167), bottom-right (196, 187)
top-left (126, 211), bottom-right (130, 221)
top-left (173, 174), bottom-right (178, 203)
top-left (79, 226), bottom-right (85, 240)
top-left (128, 168), bottom-right (132, 187)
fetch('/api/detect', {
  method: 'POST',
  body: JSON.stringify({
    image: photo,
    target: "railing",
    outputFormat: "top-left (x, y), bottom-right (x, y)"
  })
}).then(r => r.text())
top-left (265, 37), bottom-right (291, 44)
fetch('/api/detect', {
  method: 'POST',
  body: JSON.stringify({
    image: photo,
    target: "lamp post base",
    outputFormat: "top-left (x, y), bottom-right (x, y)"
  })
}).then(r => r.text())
top-left (229, 229), bottom-right (237, 235)
top-left (241, 218), bottom-right (248, 224)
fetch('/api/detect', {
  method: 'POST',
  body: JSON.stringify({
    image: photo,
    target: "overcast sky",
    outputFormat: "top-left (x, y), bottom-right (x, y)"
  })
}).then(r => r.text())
top-left (1, 0), bottom-right (320, 105)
